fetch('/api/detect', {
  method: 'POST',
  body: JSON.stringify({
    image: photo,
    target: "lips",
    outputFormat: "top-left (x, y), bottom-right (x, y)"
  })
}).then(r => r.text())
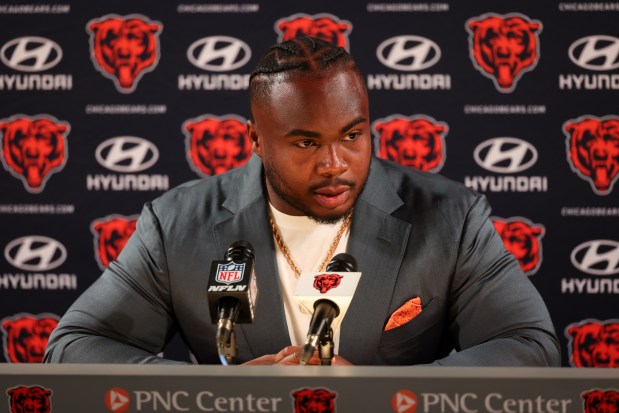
top-left (313, 185), bottom-right (350, 209)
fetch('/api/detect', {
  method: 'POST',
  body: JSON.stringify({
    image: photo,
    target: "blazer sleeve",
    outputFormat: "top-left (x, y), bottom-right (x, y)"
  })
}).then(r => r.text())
top-left (432, 195), bottom-right (561, 366)
top-left (44, 202), bottom-right (188, 364)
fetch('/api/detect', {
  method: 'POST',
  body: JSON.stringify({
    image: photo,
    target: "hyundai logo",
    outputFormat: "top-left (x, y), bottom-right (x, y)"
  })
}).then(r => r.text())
top-left (187, 36), bottom-right (251, 72)
top-left (4, 236), bottom-right (67, 271)
top-left (571, 240), bottom-right (619, 276)
top-left (473, 137), bottom-right (538, 174)
top-left (376, 35), bottom-right (441, 71)
top-left (0, 36), bottom-right (62, 72)
top-left (95, 136), bottom-right (159, 173)
top-left (568, 35), bottom-right (619, 71)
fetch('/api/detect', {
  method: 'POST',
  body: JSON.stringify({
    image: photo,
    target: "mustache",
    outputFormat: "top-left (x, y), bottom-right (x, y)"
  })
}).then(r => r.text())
top-left (309, 178), bottom-right (355, 192)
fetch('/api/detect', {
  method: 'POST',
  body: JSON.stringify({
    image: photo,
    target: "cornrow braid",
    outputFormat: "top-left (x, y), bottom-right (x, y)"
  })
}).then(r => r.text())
top-left (249, 36), bottom-right (364, 105)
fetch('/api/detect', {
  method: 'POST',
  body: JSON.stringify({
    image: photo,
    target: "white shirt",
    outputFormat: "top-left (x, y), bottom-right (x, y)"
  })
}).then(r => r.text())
top-left (269, 204), bottom-right (350, 352)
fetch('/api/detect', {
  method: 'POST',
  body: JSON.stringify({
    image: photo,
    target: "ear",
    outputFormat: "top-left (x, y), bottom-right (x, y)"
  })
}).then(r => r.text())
top-left (247, 119), bottom-right (262, 158)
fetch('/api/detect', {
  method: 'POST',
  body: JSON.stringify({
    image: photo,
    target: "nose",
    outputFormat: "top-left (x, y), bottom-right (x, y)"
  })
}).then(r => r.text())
top-left (494, 39), bottom-right (511, 59)
top-left (115, 37), bottom-right (131, 59)
top-left (316, 143), bottom-right (348, 177)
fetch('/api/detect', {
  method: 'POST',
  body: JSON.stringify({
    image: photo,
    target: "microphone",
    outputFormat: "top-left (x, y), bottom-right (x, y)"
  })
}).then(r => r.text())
top-left (206, 240), bottom-right (258, 364)
top-left (294, 253), bottom-right (361, 365)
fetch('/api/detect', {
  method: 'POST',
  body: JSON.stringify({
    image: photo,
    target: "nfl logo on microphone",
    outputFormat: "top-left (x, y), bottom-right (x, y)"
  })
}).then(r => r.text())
top-left (215, 262), bottom-right (245, 284)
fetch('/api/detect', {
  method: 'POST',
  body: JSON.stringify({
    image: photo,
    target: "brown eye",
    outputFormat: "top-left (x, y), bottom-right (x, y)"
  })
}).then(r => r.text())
top-left (296, 140), bottom-right (315, 148)
top-left (344, 132), bottom-right (361, 141)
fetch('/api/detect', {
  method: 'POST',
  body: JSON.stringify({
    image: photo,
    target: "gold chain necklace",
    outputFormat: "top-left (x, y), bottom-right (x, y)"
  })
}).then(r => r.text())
top-left (269, 208), bottom-right (353, 278)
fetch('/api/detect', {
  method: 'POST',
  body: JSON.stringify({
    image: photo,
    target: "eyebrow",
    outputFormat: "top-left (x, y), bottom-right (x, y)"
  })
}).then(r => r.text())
top-left (284, 117), bottom-right (367, 138)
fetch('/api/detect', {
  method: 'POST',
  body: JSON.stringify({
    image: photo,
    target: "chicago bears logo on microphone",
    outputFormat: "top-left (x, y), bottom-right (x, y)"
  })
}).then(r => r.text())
top-left (87, 14), bottom-right (162, 93)
top-left (372, 115), bottom-right (447, 173)
top-left (275, 13), bottom-right (352, 50)
top-left (91, 215), bottom-right (138, 270)
top-left (313, 274), bottom-right (343, 294)
top-left (0, 114), bottom-right (69, 193)
top-left (6, 385), bottom-right (53, 413)
top-left (581, 389), bottom-right (619, 413)
top-left (565, 319), bottom-right (619, 368)
top-left (563, 115), bottom-right (619, 196)
top-left (466, 13), bottom-right (542, 93)
top-left (291, 388), bottom-right (337, 413)
top-left (1, 314), bottom-right (59, 363)
top-left (183, 114), bottom-right (251, 177)
top-left (492, 217), bottom-right (545, 276)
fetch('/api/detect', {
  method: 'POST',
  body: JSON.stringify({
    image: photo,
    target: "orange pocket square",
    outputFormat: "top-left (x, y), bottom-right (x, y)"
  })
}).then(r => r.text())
top-left (384, 297), bottom-right (422, 331)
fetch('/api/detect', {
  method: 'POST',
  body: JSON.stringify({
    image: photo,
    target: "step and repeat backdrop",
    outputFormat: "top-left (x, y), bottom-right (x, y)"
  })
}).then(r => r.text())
top-left (0, 1), bottom-right (617, 367)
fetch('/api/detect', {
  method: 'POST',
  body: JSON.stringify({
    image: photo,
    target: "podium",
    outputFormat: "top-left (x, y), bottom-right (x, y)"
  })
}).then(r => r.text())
top-left (1, 364), bottom-right (617, 413)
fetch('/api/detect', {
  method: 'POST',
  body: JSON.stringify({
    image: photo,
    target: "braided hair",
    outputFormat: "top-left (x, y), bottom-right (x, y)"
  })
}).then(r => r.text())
top-left (249, 36), bottom-right (364, 105)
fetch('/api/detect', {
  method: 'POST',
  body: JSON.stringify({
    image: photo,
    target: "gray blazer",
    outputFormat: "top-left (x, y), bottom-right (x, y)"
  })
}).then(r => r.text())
top-left (45, 155), bottom-right (560, 366)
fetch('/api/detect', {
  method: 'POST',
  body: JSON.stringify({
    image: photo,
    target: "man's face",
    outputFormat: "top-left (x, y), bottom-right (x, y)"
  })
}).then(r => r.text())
top-left (249, 67), bottom-right (371, 223)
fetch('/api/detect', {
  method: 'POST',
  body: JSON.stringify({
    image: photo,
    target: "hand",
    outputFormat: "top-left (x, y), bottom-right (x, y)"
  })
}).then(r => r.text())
top-left (242, 346), bottom-right (353, 366)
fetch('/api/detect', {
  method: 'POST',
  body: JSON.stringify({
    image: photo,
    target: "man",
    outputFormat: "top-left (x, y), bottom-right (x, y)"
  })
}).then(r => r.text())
top-left (45, 37), bottom-right (560, 366)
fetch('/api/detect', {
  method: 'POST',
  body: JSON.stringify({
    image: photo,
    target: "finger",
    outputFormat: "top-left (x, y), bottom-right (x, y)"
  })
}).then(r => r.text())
top-left (242, 355), bottom-right (277, 365)
top-left (330, 354), bottom-right (353, 366)
top-left (281, 350), bottom-right (301, 365)
top-left (274, 346), bottom-right (300, 363)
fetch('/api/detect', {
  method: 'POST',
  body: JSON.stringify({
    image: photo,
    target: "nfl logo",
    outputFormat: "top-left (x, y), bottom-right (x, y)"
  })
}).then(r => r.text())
top-left (215, 262), bottom-right (245, 284)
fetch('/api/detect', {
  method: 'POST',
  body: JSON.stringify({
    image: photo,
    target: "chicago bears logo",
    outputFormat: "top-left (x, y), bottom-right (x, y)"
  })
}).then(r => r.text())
top-left (275, 13), bottom-right (352, 50)
top-left (313, 274), bottom-right (343, 294)
top-left (581, 389), bottom-right (619, 413)
top-left (566, 319), bottom-right (619, 368)
top-left (87, 14), bottom-right (162, 93)
top-left (492, 217), bottom-right (545, 275)
top-left (91, 215), bottom-right (138, 270)
top-left (372, 115), bottom-right (447, 172)
top-left (291, 388), bottom-right (337, 413)
top-left (6, 385), bottom-right (53, 413)
top-left (466, 13), bottom-right (542, 93)
top-left (0, 114), bottom-right (69, 193)
top-left (1, 314), bottom-right (59, 363)
top-left (563, 115), bottom-right (619, 196)
top-left (183, 114), bottom-right (251, 177)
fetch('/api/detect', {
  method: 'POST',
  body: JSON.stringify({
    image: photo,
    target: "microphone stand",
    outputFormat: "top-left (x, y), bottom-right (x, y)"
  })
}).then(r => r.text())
top-left (318, 327), bottom-right (334, 366)
top-left (218, 330), bottom-right (237, 365)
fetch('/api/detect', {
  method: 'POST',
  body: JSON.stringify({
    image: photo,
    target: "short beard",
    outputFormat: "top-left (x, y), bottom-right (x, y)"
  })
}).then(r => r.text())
top-left (264, 166), bottom-right (352, 225)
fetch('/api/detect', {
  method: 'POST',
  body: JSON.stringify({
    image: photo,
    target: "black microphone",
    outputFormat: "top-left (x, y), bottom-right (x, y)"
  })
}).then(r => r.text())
top-left (206, 240), bottom-right (258, 364)
top-left (298, 253), bottom-right (359, 365)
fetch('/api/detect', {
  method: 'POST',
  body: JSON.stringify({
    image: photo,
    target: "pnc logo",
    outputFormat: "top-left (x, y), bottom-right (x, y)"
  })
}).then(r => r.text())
top-left (0, 36), bottom-right (62, 72)
top-left (4, 236), bottom-right (67, 271)
top-left (95, 136), bottom-right (159, 173)
top-left (570, 240), bottom-right (619, 276)
top-left (377, 35), bottom-right (441, 71)
top-left (392, 390), bottom-right (418, 413)
top-left (105, 388), bottom-right (130, 413)
top-left (474, 137), bottom-right (538, 174)
top-left (568, 35), bottom-right (619, 71)
top-left (187, 35), bottom-right (251, 72)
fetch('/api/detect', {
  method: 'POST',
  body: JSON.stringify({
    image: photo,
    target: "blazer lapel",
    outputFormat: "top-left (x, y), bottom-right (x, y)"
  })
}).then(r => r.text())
top-left (340, 158), bottom-right (411, 365)
top-left (212, 156), bottom-right (291, 359)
